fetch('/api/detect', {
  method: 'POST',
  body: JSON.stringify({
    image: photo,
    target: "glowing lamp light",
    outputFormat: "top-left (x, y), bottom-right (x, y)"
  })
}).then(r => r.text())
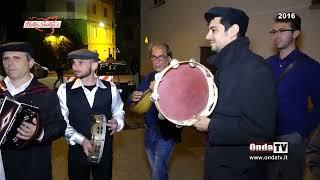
top-left (99, 22), bottom-right (105, 27)
top-left (144, 36), bottom-right (149, 44)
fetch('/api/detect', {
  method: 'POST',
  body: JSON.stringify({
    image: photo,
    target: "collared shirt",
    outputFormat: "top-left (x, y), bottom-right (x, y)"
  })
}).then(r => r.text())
top-left (3, 74), bottom-right (45, 140)
top-left (267, 49), bottom-right (320, 137)
top-left (4, 73), bottom-right (34, 96)
top-left (57, 78), bottom-right (125, 145)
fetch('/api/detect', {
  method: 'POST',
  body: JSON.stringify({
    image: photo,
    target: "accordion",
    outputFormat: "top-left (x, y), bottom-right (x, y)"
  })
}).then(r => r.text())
top-left (0, 96), bottom-right (41, 149)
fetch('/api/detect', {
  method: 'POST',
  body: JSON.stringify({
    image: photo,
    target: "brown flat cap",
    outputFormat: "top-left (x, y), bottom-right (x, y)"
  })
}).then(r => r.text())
top-left (0, 42), bottom-right (34, 56)
top-left (68, 49), bottom-right (99, 61)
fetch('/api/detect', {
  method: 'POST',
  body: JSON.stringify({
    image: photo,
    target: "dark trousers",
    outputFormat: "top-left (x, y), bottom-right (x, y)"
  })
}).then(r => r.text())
top-left (268, 132), bottom-right (308, 180)
top-left (68, 140), bottom-right (113, 180)
top-left (204, 147), bottom-right (269, 180)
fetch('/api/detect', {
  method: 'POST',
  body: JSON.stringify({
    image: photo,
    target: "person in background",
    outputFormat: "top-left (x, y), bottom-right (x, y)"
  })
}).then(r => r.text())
top-left (129, 43), bottom-right (182, 180)
top-left (266, 13), bottom-right (320, 180)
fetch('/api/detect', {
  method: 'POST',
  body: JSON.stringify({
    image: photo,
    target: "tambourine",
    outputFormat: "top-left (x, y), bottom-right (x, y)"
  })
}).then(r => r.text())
top-left (88, 114), bottom-right (107, 164)
top-left (150, 59), bottom-right (218, 126)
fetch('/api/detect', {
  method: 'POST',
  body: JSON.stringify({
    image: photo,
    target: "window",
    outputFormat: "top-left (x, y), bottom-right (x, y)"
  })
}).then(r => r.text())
top-left (153, 0), bottom-right (165, 7)
top-left (159, 0), bottom-right (165, 5)
top-left (310, 0), bottom-right (320, 9)
top-left (93, 27), bottom-right (97, 38)
top-left (104, 7), bottom-right (108, 17)
top-left (93, 3), bottom-right (96, 14)
top-left (66, 1), bottom-right (75, 12)
top-left (124, 28), bottom-right (134, 41)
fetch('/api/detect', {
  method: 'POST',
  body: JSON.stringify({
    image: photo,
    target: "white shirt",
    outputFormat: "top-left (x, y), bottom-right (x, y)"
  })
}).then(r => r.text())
top-left (4, 74), bottom-right (34, 96)
top-left (0, 152), bottom-right (5, 180)
top-left (57, 78), bottom-right (125, 145)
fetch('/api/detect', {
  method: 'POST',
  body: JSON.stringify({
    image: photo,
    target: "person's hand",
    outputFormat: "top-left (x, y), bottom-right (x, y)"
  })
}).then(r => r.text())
top-left (193, 115), bottom-right (210, 131)
top-left (131, 91), bottom-right (143, 102)
top-left (16, 118), bottom-right (38, 140)
top-left (106, 119), bottom-right (118, 135)
top-left (149, 81), bottom-right (155, 91)
top-left (81, 138), bottom-right (93, 156)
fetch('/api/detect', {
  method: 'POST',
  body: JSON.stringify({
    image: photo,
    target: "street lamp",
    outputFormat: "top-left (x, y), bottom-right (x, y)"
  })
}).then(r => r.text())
top-left (99, 22), bottom-right (105, 27)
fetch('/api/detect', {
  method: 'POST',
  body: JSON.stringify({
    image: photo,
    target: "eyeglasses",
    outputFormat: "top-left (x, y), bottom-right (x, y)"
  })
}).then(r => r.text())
top-left (150, 54), bottom-right (167, 62)
top-left (269, 29), bottom-right (295, 34)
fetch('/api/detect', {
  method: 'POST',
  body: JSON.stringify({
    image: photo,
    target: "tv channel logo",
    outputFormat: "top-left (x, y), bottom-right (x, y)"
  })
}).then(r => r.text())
top-left (249, 142), bottom-right (288, 154)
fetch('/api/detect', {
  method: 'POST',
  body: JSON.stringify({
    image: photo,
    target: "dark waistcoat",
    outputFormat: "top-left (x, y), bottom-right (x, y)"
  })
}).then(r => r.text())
top-left (66, 80), bottom-right (112, 139)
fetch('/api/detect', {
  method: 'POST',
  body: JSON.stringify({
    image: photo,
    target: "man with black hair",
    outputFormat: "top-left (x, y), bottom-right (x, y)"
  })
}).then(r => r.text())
top-left (0, 41), bottom-right (66, 180)
top-left (193, 7), bottom-right (277, 180)
top-left (266, 13), bottom-right (320, 180)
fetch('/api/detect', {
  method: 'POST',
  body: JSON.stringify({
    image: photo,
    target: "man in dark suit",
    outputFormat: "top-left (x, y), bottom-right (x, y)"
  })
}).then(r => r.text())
top-left (0, 41), bottom-right (67, 180)
top-left (193, 7), bottom-right (277, 180)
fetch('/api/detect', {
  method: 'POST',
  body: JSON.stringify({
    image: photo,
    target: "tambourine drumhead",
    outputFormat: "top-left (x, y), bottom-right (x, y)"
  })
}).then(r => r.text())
top-left (88, 114), bottom-right (107, 164)
top-left (152, 60), bottom-right (218, 126)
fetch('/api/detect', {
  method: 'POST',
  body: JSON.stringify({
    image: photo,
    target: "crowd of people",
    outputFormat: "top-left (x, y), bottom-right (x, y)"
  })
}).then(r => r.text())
top-left (0, 5), bottom-right (319, 180)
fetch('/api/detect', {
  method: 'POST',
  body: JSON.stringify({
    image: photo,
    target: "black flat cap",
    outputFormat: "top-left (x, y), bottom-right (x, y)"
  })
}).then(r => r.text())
top-left (204, 7), bottom-right (249, 36)
top-left (0, 42), bottom-right (34, 56)
top-left (68, 49), bottom-right (99, 61)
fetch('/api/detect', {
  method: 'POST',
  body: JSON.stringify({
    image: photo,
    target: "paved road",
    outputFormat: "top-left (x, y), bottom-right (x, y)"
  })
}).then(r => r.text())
top-left (52, 127), bottom-right (206, 180)
top-left (38, 71), bottom-right (65, 89)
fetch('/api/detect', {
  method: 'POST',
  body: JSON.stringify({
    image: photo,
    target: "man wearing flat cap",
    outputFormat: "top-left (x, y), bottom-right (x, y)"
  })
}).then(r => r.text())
top-left (193, 7), bottom-right (277, 180)
top-left (57, 48), bottom-right (124, 180)
top-left (0, 41), bottom-right (66, 180)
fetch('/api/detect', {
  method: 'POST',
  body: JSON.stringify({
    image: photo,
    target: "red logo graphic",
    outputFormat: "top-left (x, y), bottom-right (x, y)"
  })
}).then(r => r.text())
top-left (23, 16), bottom-right (62, 35)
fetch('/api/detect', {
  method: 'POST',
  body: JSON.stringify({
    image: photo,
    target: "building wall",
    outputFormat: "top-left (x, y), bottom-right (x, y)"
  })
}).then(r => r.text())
top-left (42, 0), bottom-right (88, 19)
top-left (140, 0), bottom-right (320, 75)
top-left (88, 0), bottom-right (116, 60)
top-left (26, 0), bottom-right (116, 61)
top-left (75, 0), bottom-right (89, 20)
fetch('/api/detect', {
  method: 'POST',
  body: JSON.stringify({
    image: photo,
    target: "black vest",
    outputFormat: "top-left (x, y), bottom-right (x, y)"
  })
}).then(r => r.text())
top-left (66, 80), bottom-right (112, 139)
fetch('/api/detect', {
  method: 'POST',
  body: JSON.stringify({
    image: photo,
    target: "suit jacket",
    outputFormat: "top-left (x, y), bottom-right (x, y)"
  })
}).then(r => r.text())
top-left (1, 78), bottom-right (66, 180)
top-left (205, 37), bottom-right (277, 180)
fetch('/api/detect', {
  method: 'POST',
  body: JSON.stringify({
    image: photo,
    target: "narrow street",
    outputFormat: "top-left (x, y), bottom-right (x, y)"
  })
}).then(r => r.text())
top-left (40, 72), bottom-right (315, 180)
top-left (52, 114), bottom-right (207, 180)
